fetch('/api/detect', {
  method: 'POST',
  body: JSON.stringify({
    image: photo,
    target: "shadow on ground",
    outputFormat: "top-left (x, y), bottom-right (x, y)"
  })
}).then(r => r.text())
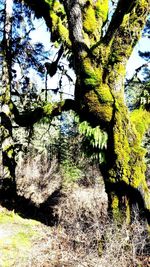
top-left (0, 181), bottom-right (62, 226)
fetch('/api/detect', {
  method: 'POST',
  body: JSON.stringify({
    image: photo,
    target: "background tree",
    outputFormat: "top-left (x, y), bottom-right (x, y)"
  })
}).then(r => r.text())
top-left (0, 0), bottom-right (50, 190)
top-left (1, 0), bottom-right (150, 223)
top-left (0, 0), bottom-right (16, 192)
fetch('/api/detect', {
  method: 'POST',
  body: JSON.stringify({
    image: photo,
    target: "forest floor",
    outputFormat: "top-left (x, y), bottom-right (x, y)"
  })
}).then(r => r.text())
top-left (0, 185), bottom-right (150, 267)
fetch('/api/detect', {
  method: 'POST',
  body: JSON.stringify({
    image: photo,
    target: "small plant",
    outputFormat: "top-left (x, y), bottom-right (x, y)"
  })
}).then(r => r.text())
top-left (61, 160), bottom-right (84, 187)
top-left (76, 118), bottom-right (108, 163)
top-left (78, 120), bottom-right (108, 150)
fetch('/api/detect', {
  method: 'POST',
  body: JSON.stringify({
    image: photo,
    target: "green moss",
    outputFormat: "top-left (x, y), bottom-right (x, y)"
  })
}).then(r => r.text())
top-left (83, 58), bottom-right (97, 76)
top-left (97, 84), bottom-right (114, 103)
top-left (111, 194), bottom-right (121, 221)
top-left (82, 32), bottom-right (91, 48)
top-left (98, 104), bottom-right (113, 122)
top-left (11, 232), bottom-right (30, 248)
top-left (80, 58), bottom-right (114, 122)
top-left (93, 43), bottom-right (111, 66)
top-left (95, 0), bottom-right (108, 22)
top-left (0, 210), bottom-right (39, 226)
top-left (82, 0), bottom-right (107, 43)
top-left (50, 11), bottom-right (58, 28)
top-left (2, 142), bottom-right (11, 152)
top-left (82, 58), bottom-right (102, 88)
top-left (43, 103), bottom-right (54, 115)
top-left (112, 106), bottom-right (131, 184)
top-left (84, 76), bottom-right (99, 88)
top-left (114, 110), bottom-right (145, 187)
top-left (114, 62), bottom-right (126, 76)
top-left (129, 143), bottom-right (147, 188)
top-left (108, 97), bottom-right (148, 188)
top-left (7, 149), bottom-right (13, 158)
top-left (58, 19), bottom-right (70, 44)
top-left (83, 5), bottom-right (97, 33)
top-left (0, 209), bottom-right (40, 267)
top-left (85, 91), bottom-right (113, 122)
top-left (106, 96), bottom-right (150, 221)
top-left (130, 109), bottom-right (150, 140)
top-left (48, 0), bottom-right (70, 45)
top-left (9, 102), bottom-right (14, 111)
top-left (108, 0), bottom-right (149, 68)
top-left (108, 62), bottom-right (127, 93)
top-left (45, 0), bottom-right (53, 5)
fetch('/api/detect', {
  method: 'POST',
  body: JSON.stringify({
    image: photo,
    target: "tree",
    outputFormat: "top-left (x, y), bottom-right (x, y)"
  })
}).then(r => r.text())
top-left (0, 0), bottom-right (49, 190)
top-left (2, 0), bottom-right (150, 223)
top-left (0, 0), bottom-right (17, 192)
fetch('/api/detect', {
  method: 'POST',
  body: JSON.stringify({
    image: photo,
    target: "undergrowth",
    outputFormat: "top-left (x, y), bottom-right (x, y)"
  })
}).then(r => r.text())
top-left (0, 193), bottom-right (149, 267)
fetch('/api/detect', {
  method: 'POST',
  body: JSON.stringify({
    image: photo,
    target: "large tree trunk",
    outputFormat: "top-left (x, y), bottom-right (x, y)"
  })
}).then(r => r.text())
top-left (0, 0), bottom-right (16, 193)
top-left (76, 60), bottom-right (150, 223)
top-left (63, 0), bottom-right (150, 223)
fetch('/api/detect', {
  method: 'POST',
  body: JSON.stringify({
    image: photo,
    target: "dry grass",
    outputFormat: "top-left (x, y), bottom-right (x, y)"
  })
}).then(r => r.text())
top-left (27, 208), bottom-right (150, 267)
top-left (4, 152), bottom-right (150, 266)
top-left (0, 187), bottom-right (149, 267)
top-left (16, 152), bottom-right (61, 205)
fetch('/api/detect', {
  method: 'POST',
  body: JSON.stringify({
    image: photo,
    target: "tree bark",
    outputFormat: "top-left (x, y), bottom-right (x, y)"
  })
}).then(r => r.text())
top-left (0, 0), bottom-right (16, 192)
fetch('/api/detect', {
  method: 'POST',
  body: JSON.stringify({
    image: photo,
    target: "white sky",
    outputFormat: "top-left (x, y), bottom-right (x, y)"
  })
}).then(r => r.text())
top-left (126, 37), bottom-right (150, 79)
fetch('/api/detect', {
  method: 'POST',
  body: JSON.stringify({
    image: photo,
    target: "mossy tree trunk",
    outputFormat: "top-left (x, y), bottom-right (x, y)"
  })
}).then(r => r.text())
top-left (17, 0), bottom-right (150, 223)
top-left (62, 0), bottom-right (150, 223)
top-left (0, 0), bottom-right (16, 192)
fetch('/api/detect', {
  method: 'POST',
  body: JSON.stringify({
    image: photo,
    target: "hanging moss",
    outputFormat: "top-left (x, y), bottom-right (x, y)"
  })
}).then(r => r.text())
top-left (46, 0), bottom-right (70, 45)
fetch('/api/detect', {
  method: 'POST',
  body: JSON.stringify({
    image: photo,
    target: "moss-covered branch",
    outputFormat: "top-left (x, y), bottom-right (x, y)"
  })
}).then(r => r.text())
top-left (101, 0), bottom-right (149, 95)
top-left (22, 0), bottom-right (70, 45)
top-left (12, 99), bottom-right (77, 127)
top-left (103, 0), bottom-right (136, 43)
top-left (103, 0), bottom-right (149, 79)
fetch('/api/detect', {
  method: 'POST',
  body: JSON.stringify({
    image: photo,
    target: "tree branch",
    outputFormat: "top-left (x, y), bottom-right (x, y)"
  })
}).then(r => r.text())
top-left (62, 0), bottom-right (90, 58)
top-left (22, 0), bottom-right (51, 27)
top-left (12, 99), bottom-right (77, 127)
top-left (102, 0), bottom-right (149, 92)
top-left (103, 0), bottom-right (137, 44)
